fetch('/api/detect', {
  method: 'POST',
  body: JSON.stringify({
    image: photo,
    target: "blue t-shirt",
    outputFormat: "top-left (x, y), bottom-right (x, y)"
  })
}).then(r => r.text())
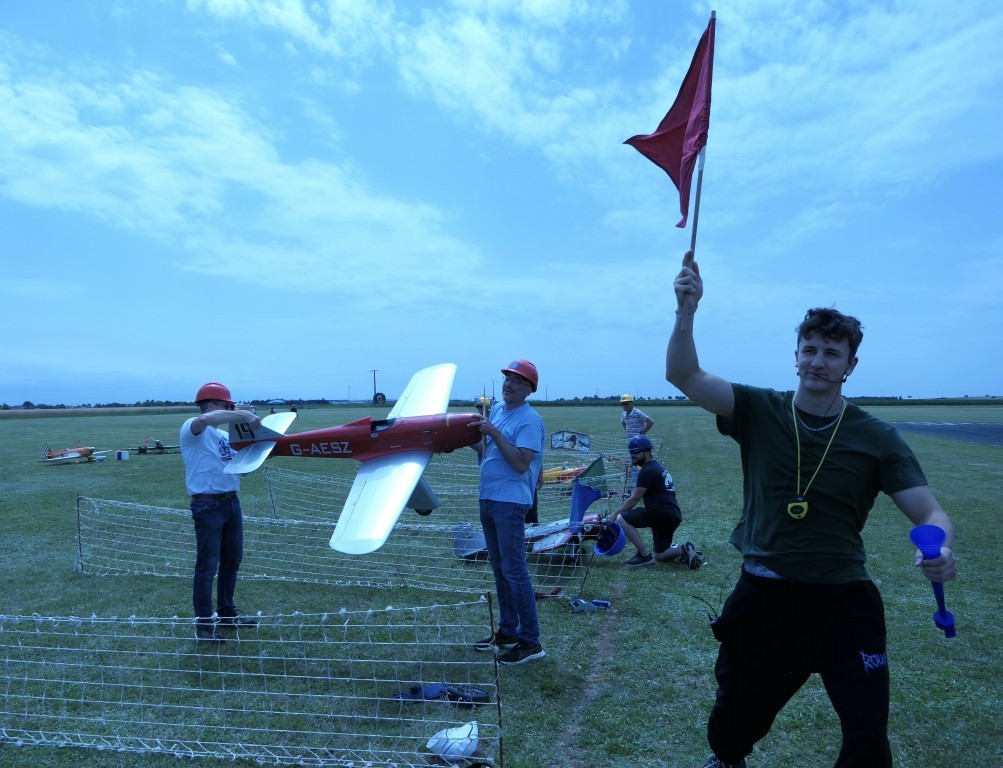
top-left (478, 402), bottom-right (545, 505)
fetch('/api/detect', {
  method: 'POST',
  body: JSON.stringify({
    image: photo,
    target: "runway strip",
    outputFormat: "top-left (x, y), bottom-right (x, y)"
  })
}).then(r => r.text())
top-left (891, 422), bottom-right (1003, 447)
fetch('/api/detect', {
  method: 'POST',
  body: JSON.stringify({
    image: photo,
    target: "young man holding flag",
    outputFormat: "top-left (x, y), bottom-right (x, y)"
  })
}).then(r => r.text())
top-left (666, 250), bottom-right (957, 768)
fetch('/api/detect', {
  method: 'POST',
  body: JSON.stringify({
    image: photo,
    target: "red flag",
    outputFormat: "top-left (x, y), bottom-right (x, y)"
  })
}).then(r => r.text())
top-left (625, 15), bottom-right (715, 228)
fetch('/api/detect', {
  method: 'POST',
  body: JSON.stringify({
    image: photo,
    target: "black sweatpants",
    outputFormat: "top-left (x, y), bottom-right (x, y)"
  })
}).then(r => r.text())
top-left (707, 571), bottom-right (893, 767)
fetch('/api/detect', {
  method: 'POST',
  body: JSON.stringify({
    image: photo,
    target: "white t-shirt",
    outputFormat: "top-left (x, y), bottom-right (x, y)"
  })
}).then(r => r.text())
top-left (621, 406), bottom-right (651, 438)
top-left (180, 417), bottom-right (240, 496)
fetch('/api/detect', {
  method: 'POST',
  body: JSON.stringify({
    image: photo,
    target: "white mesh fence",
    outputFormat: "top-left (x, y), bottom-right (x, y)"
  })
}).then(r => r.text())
top-left (75, 428), bottom-right (650, 598)
top-left (0, 601), bottom-right (502, 766)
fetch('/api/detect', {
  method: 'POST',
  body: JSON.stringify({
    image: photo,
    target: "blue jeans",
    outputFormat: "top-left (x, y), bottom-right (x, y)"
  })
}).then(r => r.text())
top-left (479, 499), bottom-right (540, 645)
top-left (191, 496), bottom-right (244, 622)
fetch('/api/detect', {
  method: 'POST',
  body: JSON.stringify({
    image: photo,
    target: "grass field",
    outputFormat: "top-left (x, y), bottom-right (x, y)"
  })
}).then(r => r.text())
top-left (1, 403), bottom-right (1000, 768)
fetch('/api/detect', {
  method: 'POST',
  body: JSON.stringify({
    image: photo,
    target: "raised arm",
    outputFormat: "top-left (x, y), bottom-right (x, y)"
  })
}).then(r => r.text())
top-left (190, 408), bottom-right (261, 436)
top-left (665, 250), bottom-right (735, 417)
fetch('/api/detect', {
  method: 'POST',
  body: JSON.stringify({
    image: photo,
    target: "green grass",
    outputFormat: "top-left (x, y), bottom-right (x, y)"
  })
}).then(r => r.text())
top-left (0, 404), bottom-right (1000, 767)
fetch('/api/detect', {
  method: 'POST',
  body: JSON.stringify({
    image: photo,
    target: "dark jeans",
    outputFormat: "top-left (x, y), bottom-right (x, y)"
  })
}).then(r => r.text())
top-left (708, 572), bottom-right (892, 767)
top-left (191, 496), bottom-right (244, 622)
top-left (479, 499), bottom-right (540, 645)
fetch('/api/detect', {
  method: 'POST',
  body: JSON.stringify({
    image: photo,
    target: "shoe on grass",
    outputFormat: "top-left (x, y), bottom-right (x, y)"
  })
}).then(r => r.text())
top-left (682, 541), bottom-right (703, 570)
top-left (497, 640), bottom-right (546, 665)
top-left (624, 551), bottom-right (654, 566)
top-left (195, 624), bottom-right (225, 643)
top-left (702, 754), bottom-right (747, 768)
top-left (472, 631), bottom-right (519, 652)
top-left (217, 610), bottom-right (259, 627)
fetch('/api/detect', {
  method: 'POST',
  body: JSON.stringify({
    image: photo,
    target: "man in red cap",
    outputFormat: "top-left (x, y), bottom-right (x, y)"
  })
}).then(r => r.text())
top-left (471, 360), bottom-right (546, 665)
top-left (181, 382), bottom-right (262, 643)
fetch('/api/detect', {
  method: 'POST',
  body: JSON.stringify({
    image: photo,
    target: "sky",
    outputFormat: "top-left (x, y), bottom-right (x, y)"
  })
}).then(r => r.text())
top-left (2, 0), bottom-right (1001, 407)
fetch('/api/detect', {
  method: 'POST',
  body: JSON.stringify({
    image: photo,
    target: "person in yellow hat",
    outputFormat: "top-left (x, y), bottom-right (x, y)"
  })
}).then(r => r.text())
top-left (620, 394), bottom-right (654, 488)
top-left (620, 393), bottom-right (654, 440)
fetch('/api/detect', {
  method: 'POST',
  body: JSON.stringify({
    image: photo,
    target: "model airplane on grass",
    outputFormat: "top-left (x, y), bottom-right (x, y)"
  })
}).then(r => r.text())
top-left (452, 513), bottom-right (608, 564)
top-left (44, 445), bottom-right (111, 464)
top-left (225, 363), bottom-right (482, 555)
top-left (131, 437), bottom-right (180, 455)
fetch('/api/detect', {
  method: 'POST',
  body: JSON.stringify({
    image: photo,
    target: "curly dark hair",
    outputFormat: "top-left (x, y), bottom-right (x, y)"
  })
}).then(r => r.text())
top-left (796, 308), bottom-right (864, 357)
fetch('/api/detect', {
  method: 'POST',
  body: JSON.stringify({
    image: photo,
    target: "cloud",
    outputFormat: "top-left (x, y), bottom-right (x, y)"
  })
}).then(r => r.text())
top-left (0, 39), bottom-right (482, 298)
top-left (189, 0), bottom-right (396, 59)
top-left (214, 44), bottom-right (238, 67)
top-left (713, 1), bottom-right (1003, 199)
top-left (1, 2), bottom-right (1001, 403)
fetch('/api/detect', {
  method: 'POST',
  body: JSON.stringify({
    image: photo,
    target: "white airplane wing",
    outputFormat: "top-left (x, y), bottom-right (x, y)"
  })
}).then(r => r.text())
top-left (329, 451), bottom-right (432, 554)
top-left (387, 363), bottom-right (456, 418)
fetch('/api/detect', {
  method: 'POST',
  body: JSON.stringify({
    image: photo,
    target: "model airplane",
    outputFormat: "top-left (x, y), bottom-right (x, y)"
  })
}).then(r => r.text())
top-left (452, 513), bottom-right (607, 563)
top-left (225, 363), bottom-right (482, 555)
top-left (132, 437), bottom-right (180, 455)
top-left (43, 445), bottom-right (111, 463)
top-left (541, 464), bottom-right (587, 484)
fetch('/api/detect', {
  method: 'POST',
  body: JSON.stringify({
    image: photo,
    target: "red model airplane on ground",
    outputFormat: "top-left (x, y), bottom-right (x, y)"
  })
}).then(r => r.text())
top-left (225, 363), bottom-right (482, 555)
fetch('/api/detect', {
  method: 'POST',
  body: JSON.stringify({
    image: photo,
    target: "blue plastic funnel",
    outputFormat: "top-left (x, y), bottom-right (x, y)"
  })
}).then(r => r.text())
top-left (909, 525), bottom-right (956, 638)
top-left (909, 524), bottom-right (945, 559)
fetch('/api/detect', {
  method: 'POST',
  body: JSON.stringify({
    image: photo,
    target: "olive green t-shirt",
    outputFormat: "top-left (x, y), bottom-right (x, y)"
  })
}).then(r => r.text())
top-left (717, 384), bottom-right (927, 583)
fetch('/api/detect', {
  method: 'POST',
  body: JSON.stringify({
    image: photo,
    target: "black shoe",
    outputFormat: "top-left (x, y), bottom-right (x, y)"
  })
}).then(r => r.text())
top-left (682, 541), bottom-right (703, 570)
top-left (497, 640), bottom-right (546, 665)
top-left (473, 631), bottom-right (519, 652)
top-left (624, 551), bottom-right (654, 566)
top-left (217, 610), bottom-right (259, 627)
top-left (445, 684), bottom-right (491, 707)
top-left (702, 755), bottom-right (747, 768)
top-left (195, 624), bottom-right (225, 643)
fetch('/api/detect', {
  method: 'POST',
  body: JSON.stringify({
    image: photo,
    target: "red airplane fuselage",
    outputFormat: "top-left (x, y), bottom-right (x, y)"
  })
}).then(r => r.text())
top-left (231, 413), bottom-right (482, 461)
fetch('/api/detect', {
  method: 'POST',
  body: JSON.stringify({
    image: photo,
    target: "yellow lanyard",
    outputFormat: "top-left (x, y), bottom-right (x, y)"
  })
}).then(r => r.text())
top-left (789, 396), bottom-right (846, 519)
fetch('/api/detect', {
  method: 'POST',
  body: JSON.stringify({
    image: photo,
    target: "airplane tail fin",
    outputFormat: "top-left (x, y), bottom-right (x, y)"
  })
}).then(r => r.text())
top-left (225, 412), bottom-right (297, 475)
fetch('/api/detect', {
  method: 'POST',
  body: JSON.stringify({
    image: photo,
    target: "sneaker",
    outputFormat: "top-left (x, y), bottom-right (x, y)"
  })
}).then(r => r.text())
top-left (624, 551), bottom-right (654, 566)
top-left (682, 541), bottom-right (702, 570)
top-left (217, 610), bottom-right (259, 627)
top-left (195, 624), bottom-right (225, 643)
top-left (472, 631), bottom-right (519, 653)
top-left (702, 755), bottom-right (747, 768)
top-left (497, 640), bottom-right (546, 665)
